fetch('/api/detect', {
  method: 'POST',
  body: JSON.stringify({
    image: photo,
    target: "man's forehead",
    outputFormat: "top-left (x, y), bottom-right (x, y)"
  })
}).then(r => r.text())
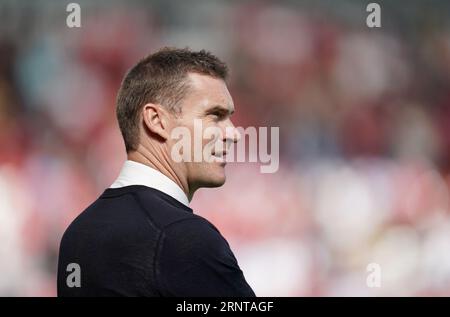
top-left (187, 72), bottom-right (227, 92)
top-left (186, 73), bottom-right (234, 111)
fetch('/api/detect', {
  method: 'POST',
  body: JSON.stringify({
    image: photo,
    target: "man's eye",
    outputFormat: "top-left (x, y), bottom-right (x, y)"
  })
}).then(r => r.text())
top-left (210, 113), bottom-right (222, 120)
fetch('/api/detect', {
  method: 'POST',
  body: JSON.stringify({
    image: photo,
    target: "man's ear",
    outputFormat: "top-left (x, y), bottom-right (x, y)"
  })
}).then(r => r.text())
top-left (142, 103), bottom-right (171, 141)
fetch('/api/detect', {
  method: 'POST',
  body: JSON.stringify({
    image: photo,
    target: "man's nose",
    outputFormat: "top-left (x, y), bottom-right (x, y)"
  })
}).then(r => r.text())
top-left (232, 126), bottom-right (241, 143)
top-left (224, 121), bottom-right (241, 144)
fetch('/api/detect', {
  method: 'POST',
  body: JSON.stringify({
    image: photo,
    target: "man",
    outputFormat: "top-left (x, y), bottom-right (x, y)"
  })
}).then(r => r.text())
top-left (57, 47), bottom-right (255, 297)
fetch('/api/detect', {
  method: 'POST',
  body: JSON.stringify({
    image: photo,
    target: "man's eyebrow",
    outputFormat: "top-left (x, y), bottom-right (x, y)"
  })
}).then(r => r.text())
top-left (205, 105), bottom-right (235, 115)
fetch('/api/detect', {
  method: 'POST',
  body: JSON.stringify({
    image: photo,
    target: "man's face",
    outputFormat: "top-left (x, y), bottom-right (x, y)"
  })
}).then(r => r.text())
top-left (168, 73), bottom-right (240, 192)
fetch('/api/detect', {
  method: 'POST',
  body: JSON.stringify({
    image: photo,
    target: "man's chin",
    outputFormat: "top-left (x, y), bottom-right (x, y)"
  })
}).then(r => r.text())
top-left (199, 169), bottom-right (227, 188)
top-left (201, 175), bottom-right (226, 188)
top-left (189, 162), bottom-right (227, 189)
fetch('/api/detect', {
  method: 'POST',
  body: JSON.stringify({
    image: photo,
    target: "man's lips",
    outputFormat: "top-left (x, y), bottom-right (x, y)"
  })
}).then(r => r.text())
top-left (212, 151), bottom-right (228, 163)
top-left (212, 151), bottom-right (227, 158)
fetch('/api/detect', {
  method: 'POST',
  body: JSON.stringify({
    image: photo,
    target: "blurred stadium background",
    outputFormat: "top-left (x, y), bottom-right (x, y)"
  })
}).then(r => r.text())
top-left (1, 0), bottom-right (450, 296)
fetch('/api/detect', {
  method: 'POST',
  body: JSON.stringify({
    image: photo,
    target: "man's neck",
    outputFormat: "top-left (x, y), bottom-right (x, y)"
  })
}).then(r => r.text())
top-left (127, 149), bottom-right (192, 202)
